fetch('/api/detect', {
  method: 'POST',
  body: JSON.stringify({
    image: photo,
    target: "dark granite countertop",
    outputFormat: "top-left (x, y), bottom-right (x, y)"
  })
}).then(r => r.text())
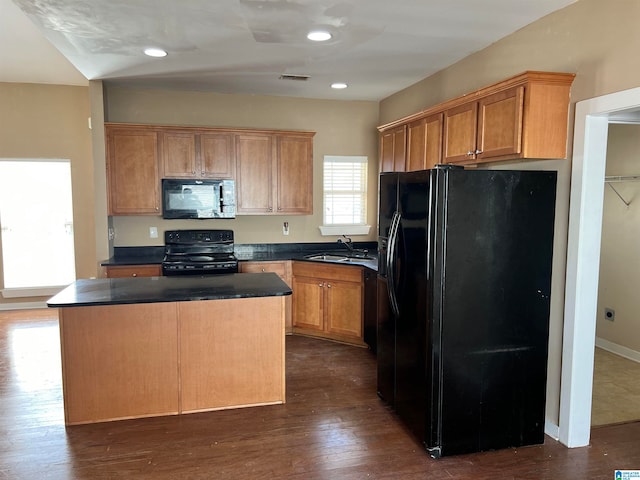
top-left (47, 273), bottom-right (292, 308)
top-left (101, 246), bottom-right (165, 266)
top-left (101, 242), bottom-right (379, 271)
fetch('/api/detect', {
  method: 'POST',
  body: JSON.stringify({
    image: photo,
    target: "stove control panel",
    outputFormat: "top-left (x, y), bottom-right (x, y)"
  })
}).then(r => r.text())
top-left (165, 229), bottom-right (234, 245)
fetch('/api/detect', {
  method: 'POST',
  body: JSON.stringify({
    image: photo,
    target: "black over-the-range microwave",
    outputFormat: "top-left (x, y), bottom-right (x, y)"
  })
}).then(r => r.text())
top-left (161, 178), bottom-right (236, 219)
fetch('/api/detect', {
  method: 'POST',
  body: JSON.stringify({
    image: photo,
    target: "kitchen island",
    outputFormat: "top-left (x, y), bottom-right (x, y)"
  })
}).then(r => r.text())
top-left (47, 273), bottom-right (291, 425)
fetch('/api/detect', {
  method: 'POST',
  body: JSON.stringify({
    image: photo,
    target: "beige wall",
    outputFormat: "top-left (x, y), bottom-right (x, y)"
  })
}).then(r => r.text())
top-left (598, 124), bottom-right (640, 351)
top-left (104, 86), bottom-right (380, 247)
top-left (0, 82), bottom-right (94, 305)
top-left (379, 0), bottom-right (640, 428)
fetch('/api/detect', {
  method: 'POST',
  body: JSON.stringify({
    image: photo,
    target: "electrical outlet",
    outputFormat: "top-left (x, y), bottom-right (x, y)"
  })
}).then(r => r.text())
top-left (283, 221), bottom-right (289, 236)
top-left (604, 307), bottom-right (615, 321)
top-left (108, 227), bottom-right (115, 240)
top-left (150, 227), bottom-right (158, 239)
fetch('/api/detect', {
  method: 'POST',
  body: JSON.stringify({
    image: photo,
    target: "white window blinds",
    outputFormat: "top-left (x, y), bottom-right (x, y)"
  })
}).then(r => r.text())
top-left (323, 155), bottom-right (368, 225)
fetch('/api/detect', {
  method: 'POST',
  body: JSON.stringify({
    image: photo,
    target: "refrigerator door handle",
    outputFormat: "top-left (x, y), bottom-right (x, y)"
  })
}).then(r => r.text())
top-left (387, 210), bottom-right (401, 317)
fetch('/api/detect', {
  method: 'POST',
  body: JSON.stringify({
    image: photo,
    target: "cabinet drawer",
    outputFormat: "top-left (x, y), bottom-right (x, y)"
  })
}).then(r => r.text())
top-left (106, 265), bottom-right (162, 278)
top-left (293, 261), bottom-right (362, 283)
top-left (240, 261), bottom-right (287, 279)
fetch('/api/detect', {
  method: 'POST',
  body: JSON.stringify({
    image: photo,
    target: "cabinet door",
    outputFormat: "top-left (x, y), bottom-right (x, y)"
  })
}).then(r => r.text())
top-left (380, 125), bottom-right (406, 172)
top-left (443, 102), bottom-right (478, 163)
top-left (276, 135), bottom-right (313, 214)
top-left (406, 118), bottom-right (426, 171)
top-left (407, 113), bottom-right (443, 171)
top-left (106, 127), bottom-right (160, 215)
top-left (325, 279), bottom-right (363, 339)
top-left (160, 131), bottom-right (197, 178)
top-left (292, 275), bottom-right (324, 332)
top-left (199, 133), bottom-right (236, 178)
top-left (476, 86), bottom-right (524, 161)
top-left (236, 134), bottom-right (274, 214)
top-left (106, 265), bottom-right (162, 278)
top-left (380, 130), bottom-right (395, 172)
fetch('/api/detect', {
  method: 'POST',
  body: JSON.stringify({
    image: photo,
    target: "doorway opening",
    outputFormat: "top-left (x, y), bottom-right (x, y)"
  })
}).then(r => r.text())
top-left (0, 159), bottom-right (76, 297)
top-left (560, 86), bottom-right (640, 447)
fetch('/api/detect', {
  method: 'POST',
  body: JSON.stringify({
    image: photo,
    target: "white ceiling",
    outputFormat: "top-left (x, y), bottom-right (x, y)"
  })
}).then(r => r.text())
top-left (2, 0), bottom-right (576, 101)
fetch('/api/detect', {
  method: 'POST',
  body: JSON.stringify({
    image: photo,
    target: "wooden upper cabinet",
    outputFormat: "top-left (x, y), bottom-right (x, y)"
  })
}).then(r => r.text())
top-left (106, 126), bottom-right (160, 215)
top-left (160, 130), bottom-right (235, 178)
top-left (443, 102), bottom-right (479, 163)
top-left (200, 133), bottom-right (235, 178)
top-left (380, 125), bottom-right (406, 172)
top-left (236, 131), bottom-right (314, 215)
top-left (276, 135), bottom-right (313, 214)
top-left (477, 86), bottom-right (524, 160)
top-left (380, 71), bottom-right (575, 167)
top-left (160, 131), bottom-right (197, 177)
top-left (106, 123), bottom-right (314, 216)
top-left (236, 133), bottom-right (273, 214)
top-left (407, 113), bottom-right (443, 171)
top-left (444, 86), bottom-right (524, 164)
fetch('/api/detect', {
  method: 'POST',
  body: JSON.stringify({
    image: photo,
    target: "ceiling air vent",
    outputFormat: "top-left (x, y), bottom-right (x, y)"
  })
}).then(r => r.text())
top-left (279, 74), bottom-right (310, 81)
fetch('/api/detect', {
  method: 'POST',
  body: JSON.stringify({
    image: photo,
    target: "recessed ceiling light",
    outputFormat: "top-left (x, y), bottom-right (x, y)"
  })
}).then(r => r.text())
top-left (331, 82), bottom-right (348, 89)
top-left (144, 47), bottom-right (167, 58)
top-left (307, 30), bottom-right (332, 42)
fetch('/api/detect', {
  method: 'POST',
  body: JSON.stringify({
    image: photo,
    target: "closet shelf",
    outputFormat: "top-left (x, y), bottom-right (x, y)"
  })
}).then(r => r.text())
top-left (604, 175), bottom-right (640, 206)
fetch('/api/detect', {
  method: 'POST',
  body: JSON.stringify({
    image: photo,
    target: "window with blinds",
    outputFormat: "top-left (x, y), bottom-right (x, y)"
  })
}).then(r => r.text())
top-left (323, 155), bottom-right (368, 225)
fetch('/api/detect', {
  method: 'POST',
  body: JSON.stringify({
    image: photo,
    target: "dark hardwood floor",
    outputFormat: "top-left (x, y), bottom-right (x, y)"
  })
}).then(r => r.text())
top-left (1, 309), bottom-right (640, 479)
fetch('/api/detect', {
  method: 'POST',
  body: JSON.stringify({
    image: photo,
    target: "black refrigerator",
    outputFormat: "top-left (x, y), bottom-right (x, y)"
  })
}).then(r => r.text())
top-left (377, 165), bottom-right (557, 458)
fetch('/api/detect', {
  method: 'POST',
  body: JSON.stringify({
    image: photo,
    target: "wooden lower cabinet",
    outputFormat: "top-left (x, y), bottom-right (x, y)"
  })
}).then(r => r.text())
top-left (292, 261), bottom-right (365, 346)
top-left (105, 264), bottom-right (162, 278)
top-left (239, 260), bottom-right (293, 333)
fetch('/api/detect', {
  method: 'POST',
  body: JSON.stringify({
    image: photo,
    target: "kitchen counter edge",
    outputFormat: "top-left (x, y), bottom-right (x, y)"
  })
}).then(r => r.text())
top-left (47, 273), bottom-right (292, 308)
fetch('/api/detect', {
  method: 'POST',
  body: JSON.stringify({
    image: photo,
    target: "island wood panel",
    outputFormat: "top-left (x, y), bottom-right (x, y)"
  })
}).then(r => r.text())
top-left (239, 261), bottom-right (293, 333)
top-left (178, 297), bottom-right (286, 413)
top-left (59, 303), bottom-right (179, 425)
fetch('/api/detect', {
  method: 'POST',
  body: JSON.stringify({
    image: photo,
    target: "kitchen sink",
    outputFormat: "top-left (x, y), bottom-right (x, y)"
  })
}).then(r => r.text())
top-left (304, 253), bottom-right (375, 263)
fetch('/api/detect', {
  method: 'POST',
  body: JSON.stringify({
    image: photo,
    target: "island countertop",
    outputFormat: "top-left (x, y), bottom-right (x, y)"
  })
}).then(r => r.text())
top-left (47, 273), bottom-right (292, 308)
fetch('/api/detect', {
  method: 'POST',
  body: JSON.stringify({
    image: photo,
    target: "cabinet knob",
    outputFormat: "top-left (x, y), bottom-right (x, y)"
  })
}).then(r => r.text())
top-left (132, 273), bottom-right (137, 277)
top-left (327, 284), bottom-right (332, 288)
top-left (475, 149), bottom-right (483, 155)
top-left (467, 150), bottom-right (474, 156)
top-left (267, 207), bottom-right (273, 212)
top-left (261, 268), bottom-right (266, 272)
top-left (318, 283), bottom-right (323, 287)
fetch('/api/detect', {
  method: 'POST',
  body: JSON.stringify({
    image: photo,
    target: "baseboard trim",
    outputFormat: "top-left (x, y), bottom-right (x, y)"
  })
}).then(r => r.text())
top-left (0, 302), bottom-right (48, 311)
top-left (595, 337), bottom-right (640, 364)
